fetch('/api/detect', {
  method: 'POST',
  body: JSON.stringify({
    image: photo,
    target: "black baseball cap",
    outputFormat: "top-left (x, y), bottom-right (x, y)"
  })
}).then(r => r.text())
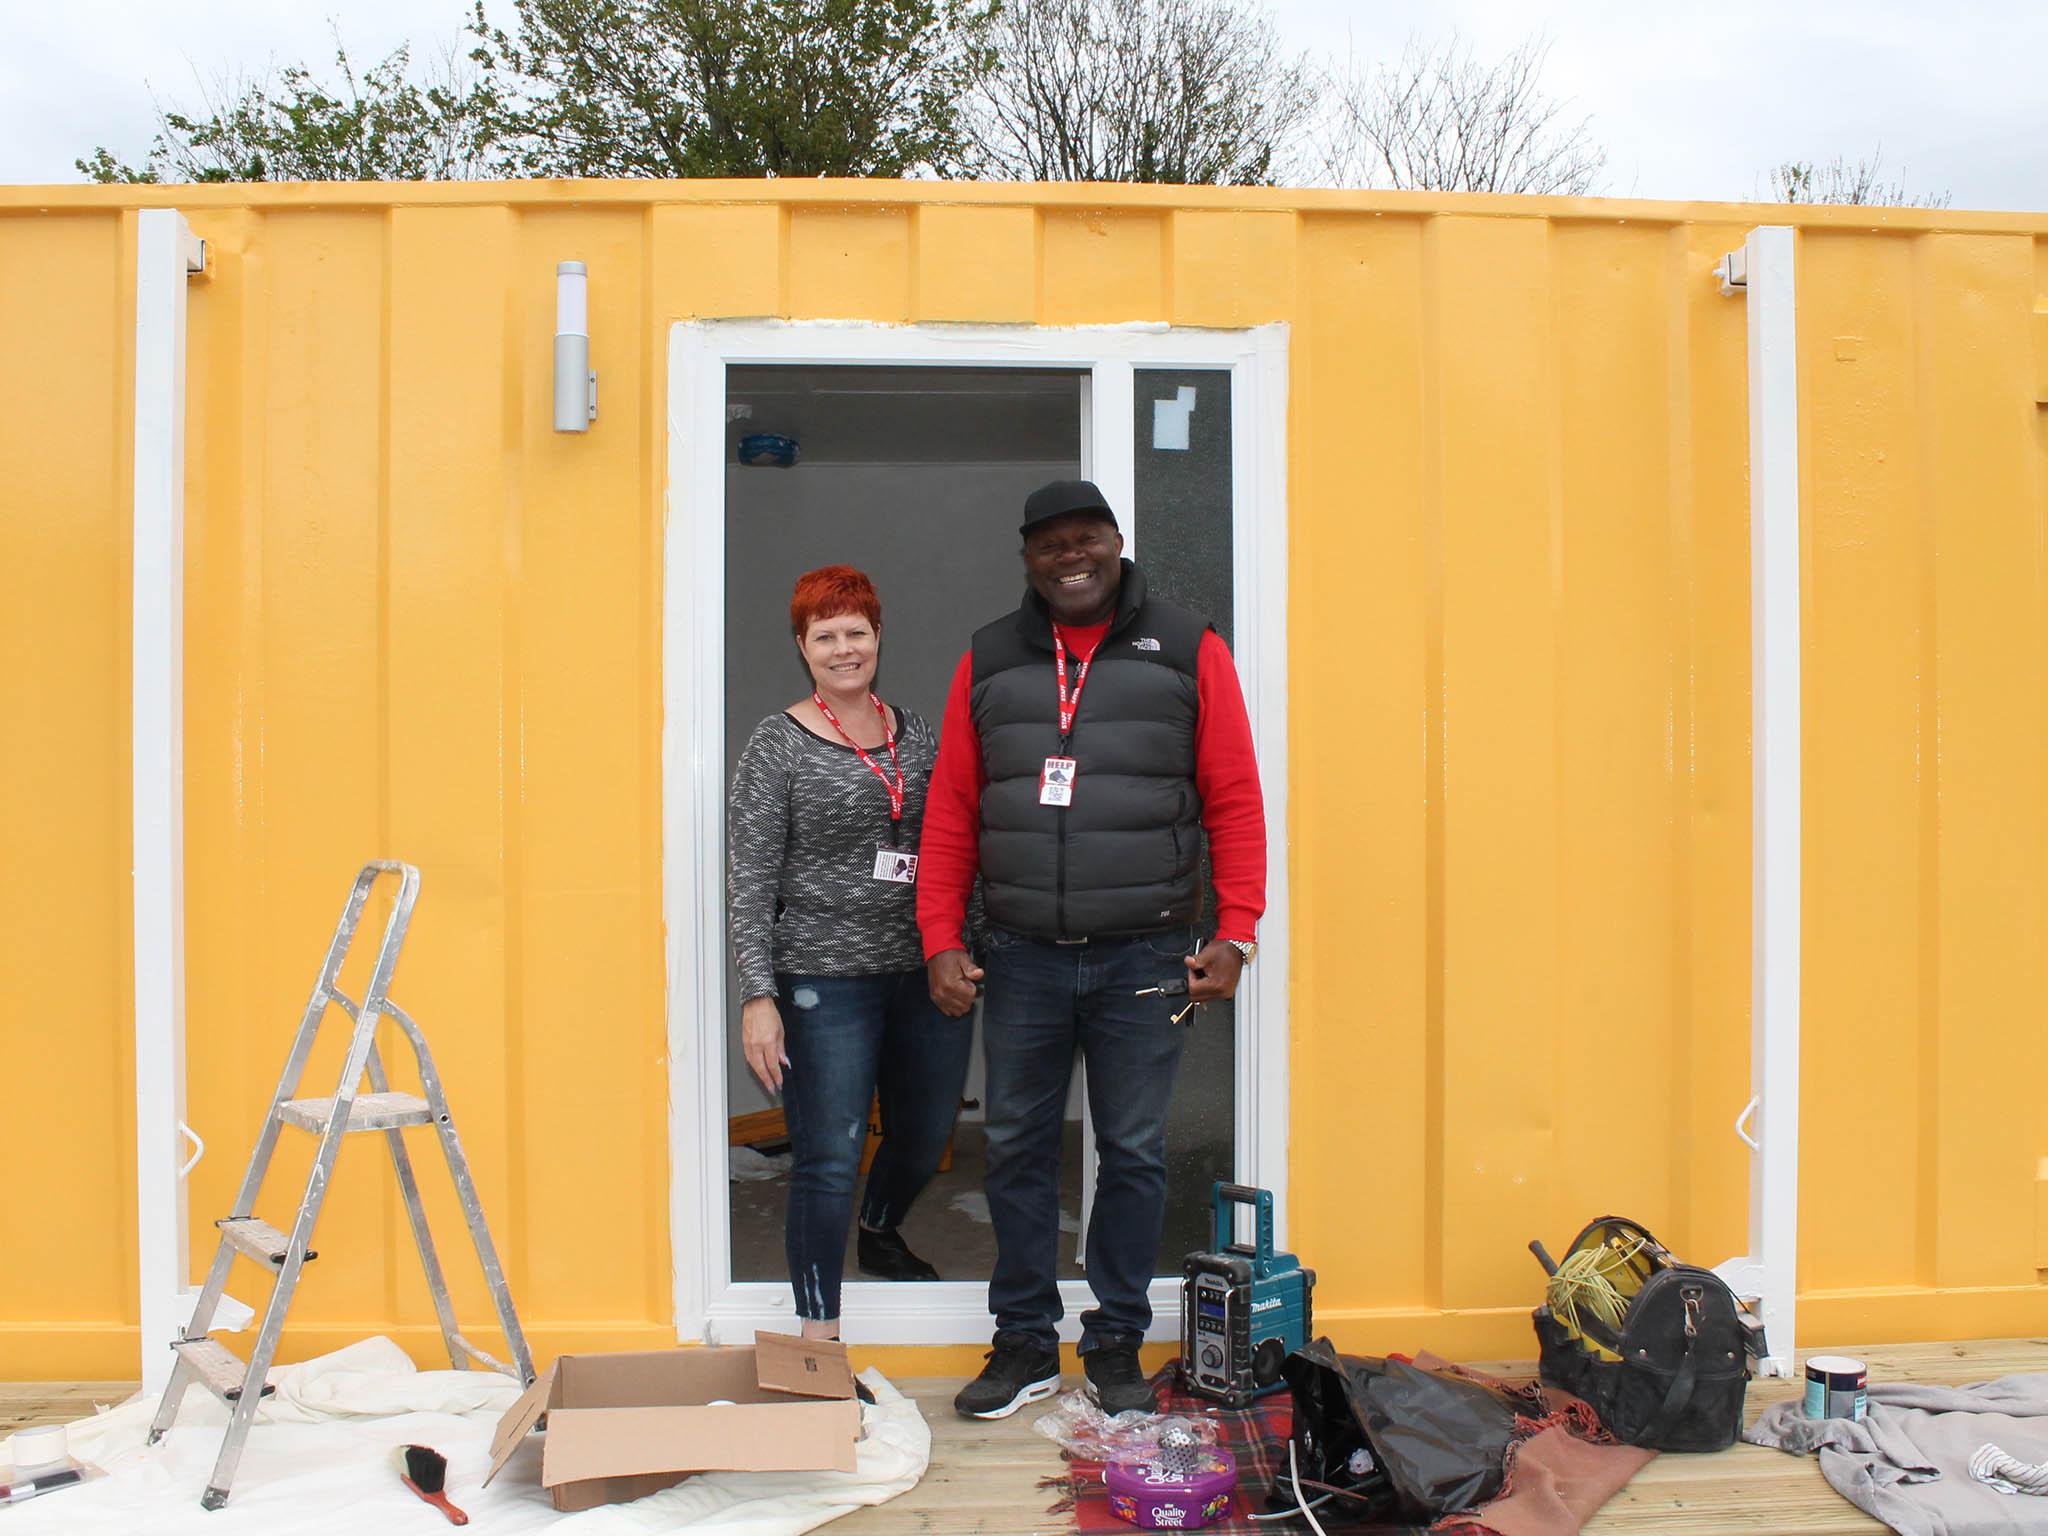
top-left (1019, 479), bottom-right (1119, 539)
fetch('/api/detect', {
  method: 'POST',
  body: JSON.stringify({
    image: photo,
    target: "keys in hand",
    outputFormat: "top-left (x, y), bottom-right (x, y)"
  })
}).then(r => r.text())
top-left (1137, 976), bottom-right (1197, 1024)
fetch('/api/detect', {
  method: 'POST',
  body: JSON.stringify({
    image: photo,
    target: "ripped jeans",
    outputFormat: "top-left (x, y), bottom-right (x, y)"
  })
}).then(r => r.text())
top-left (774, 969), bottom-right (972, 1321)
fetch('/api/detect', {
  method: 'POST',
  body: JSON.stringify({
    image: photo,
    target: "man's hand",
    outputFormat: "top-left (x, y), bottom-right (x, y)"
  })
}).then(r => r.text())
top-left (1183, 940), bottom-right (1246, 1003)
top-left (927, 948), bottom-right (985, 1017)
top-left (740, 996), bottom-right (788, 1093)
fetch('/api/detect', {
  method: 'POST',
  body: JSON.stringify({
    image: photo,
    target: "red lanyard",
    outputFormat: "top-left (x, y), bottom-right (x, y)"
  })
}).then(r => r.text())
top-left (1054, 630), bottom-right (1099, 741)
top-left (812, 691), bottom-right (905, 821)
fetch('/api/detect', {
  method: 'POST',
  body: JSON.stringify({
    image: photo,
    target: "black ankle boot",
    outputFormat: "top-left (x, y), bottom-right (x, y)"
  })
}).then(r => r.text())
top-left (857, 1226), bottom-right (940, 1281)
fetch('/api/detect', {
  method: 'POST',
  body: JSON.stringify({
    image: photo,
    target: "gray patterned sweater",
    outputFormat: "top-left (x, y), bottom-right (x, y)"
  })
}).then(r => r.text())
top-left (726, 706), bottom-right (937, 1001)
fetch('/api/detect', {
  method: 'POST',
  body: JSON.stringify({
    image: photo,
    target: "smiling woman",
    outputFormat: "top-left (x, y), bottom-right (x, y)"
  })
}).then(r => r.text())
top-left (724, 564), bottom-right (974, 1340)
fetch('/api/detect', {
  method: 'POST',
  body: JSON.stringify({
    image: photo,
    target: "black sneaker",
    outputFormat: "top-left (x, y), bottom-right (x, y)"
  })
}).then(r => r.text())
top-left (954, 1332), bottom-right (1062, 1419)
top-left (1082, 1336), bottom-right (1155, 1415)
top-left (857, 1226), bottom-right (940, 1282)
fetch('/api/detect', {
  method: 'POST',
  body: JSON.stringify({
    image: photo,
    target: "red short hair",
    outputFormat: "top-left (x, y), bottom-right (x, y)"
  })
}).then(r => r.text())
top-left (790, 565), bottom-right (882, 638)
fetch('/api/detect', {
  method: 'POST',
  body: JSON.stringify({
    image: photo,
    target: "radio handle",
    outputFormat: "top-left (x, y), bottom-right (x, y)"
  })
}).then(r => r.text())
top-left (1211, 1182), bottom-right (1274, 1259)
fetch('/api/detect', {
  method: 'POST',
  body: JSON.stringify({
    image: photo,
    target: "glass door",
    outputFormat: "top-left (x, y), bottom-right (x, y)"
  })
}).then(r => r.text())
top-left (667, 320), bottom-right (1288, 1345)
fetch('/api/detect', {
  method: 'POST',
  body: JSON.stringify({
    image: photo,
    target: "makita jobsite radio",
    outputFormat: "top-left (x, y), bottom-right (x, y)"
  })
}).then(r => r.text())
top-left (1179, 1183), bottom-right (1314, 1408)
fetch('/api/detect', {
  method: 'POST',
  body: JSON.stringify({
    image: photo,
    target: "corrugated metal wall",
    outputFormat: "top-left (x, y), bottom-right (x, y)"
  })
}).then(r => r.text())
top-left (3, 183), bottom-right (2044, 1377)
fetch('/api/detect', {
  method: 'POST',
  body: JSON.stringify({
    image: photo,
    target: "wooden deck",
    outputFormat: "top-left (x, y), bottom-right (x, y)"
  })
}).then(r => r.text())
top-left (846, 1340), bottom-right (2048, 1536)
top-left (9, 1340), bottom-right (2045, 1533)
top-left (0, 1381), bottom-right (134, 1438)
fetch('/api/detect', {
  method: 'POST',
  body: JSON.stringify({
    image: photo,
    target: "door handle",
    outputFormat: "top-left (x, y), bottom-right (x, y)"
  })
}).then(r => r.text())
top-left (1733, 1096), bottom-right (1760, 1152)
top-left (177, 1121), bottom-right (206, 1179)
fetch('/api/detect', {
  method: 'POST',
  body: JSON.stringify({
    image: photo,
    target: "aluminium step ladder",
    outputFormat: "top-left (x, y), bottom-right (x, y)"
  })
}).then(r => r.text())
top-left (147, 861), bottom-right (534, 1510)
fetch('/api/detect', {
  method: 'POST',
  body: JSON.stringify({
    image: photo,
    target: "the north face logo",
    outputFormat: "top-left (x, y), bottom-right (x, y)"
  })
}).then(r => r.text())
top-left (1132, 637), bottom-right (1161, 651)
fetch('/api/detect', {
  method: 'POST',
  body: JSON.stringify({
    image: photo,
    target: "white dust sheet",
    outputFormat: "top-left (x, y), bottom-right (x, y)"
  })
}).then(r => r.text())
top-left (6, 1338), bottom-right (931, 1535)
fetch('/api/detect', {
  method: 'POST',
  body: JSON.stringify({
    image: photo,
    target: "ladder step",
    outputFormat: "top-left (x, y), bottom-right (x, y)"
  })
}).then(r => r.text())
top-left (173, 1337), bottom-right (276, 1403)
top-left (450, 1332), bottom-right (515, 1376)
top-left (278, 1092), bottom-right (433, 1132)
top-left (218, 1217), bottom-right (315, 1267)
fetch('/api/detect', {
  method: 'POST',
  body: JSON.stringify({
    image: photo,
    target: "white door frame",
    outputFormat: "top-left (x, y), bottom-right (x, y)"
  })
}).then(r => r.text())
top-left (663, 320), bottom-right (1291, 1344)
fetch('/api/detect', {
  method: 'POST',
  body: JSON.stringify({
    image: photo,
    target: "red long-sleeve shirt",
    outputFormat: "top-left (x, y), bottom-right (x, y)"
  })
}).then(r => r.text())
top-left (916, 620), bottom-right (1267, 956)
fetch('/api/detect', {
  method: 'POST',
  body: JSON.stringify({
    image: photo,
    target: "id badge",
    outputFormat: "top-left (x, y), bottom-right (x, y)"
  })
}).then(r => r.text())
top-left (1039, 755), bottom-right (1077, 807)
top-left (872, 848), bottom-right (918, 884)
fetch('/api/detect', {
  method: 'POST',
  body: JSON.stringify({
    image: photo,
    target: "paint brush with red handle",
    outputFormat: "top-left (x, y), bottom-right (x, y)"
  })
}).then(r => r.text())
top-left (392, 1444), bottom-right (468, 1525)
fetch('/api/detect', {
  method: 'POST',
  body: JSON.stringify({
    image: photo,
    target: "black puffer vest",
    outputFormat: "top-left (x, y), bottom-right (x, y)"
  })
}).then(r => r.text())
top-left (970, 562), bottom-right (1209, 938)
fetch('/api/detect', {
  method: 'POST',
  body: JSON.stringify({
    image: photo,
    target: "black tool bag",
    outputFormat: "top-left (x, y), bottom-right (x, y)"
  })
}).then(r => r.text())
top-left (1530, 1216), bottom-right (1764, 1453)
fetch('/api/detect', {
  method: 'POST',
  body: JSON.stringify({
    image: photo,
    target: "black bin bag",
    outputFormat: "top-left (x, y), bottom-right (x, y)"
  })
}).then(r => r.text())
top-left (1278, 1339), bottom-right (1524, 1526)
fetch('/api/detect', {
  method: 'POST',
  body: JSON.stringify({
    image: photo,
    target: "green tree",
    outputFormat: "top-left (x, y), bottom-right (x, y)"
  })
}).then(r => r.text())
top-left (466, 0), bottom-right (994, 178)
top-left (78, 36), bottom-right (494, 184)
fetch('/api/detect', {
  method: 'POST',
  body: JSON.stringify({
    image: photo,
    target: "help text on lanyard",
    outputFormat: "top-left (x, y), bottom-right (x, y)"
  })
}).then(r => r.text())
top-left (1055, 631), bottom-right (1098, 742)
top-left (812, 691), bottom-right (905, 822)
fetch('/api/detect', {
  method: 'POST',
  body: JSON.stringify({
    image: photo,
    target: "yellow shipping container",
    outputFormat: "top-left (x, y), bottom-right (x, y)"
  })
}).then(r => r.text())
top-left (2, 179), bottom-right (2045, 1382)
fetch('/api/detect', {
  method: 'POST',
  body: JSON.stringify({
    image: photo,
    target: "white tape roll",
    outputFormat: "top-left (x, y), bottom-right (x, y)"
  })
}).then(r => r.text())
top-left (9, 1424), bottom-right (67, 1469)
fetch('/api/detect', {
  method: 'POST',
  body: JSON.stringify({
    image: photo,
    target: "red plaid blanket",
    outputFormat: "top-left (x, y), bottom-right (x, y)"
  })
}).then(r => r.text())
top-left (1044, 1367), bottom-right (1311, 1536)
top-left (1044, 1359), bottom-right (1651, 1536)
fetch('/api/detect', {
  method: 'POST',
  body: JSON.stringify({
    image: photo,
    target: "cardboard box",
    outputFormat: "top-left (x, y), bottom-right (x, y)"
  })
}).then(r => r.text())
top-left (485, 1332), bottom-right (861, 1512)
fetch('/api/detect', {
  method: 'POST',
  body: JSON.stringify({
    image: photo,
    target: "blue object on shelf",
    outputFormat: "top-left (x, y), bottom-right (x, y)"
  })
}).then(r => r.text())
top-left (738, 433), bottom-right (801, 467)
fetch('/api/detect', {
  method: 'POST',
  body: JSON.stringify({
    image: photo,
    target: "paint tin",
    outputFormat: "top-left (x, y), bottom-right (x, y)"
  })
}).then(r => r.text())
top-left (1803, 1355), bottom-right (1868, 1421)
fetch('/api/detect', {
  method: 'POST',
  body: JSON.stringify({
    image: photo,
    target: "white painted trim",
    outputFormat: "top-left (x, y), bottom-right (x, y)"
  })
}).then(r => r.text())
top-left (664, 326), bottom-right (727, 1344)
top-left (1711, 226), bottom-right (1800, 1377)
top-left (1236, 325), bottom-right (1293, 1245)
top-left (1090, 360), bottom-right (1137, 554)
top-left (665, 320), bottom-right (1292, 1345)
top-left (133, 209), bottom-right (204, 1395)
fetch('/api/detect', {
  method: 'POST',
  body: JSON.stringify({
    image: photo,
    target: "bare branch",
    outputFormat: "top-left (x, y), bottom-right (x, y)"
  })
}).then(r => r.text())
top-left (1316, 32), bottom-right (1605, 196)
top-left (965, 0), bottom-right (1317, 185)
top-left (1767, 147), bottom-right (1949, 208)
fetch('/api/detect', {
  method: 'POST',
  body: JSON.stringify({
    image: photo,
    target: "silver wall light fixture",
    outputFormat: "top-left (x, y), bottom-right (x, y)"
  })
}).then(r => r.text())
top-left (554, 261), bottom-right (597, 432)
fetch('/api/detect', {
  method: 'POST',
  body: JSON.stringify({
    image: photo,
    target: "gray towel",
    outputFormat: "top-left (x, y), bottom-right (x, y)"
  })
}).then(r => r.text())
top-left (1747, 1375), bottom-right (2048, 1536)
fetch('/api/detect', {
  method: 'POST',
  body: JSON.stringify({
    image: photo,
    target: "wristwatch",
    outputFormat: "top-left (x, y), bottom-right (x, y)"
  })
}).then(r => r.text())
top-left (1226, 939), bottom-right (1257, 964)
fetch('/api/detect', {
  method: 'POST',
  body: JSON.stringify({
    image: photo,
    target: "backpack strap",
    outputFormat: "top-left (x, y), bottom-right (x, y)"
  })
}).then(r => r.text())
top-left (1640, 1335), bottom-right (1699, 1444)
top-left (1639, 1281), bottom-right (1707, 1445)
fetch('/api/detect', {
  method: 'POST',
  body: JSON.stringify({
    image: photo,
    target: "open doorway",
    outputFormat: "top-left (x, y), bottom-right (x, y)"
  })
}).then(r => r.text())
top-left (719, 363), bottom-right (1093, 1289)
top-left (667, 322), bottom-right (1290, 1345)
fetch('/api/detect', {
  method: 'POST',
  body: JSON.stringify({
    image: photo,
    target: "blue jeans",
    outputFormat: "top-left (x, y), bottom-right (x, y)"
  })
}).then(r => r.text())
top-left (776, 969), bottom-right (972, 1322)
top-left (980, 925), bottom-right (1195, 1352)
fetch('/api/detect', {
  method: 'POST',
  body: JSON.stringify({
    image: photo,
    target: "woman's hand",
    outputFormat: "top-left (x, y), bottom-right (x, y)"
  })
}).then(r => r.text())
top-left (741, 996), bottom-right (789, 1093)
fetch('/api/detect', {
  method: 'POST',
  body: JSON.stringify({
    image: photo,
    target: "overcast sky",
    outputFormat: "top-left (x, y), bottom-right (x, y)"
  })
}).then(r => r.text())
top-left (4, 0), bottom-right (2040, 210)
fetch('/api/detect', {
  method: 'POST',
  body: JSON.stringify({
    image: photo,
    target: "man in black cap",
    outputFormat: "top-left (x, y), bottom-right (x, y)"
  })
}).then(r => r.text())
top-left (916, 479), bottom-right (1267, 1418)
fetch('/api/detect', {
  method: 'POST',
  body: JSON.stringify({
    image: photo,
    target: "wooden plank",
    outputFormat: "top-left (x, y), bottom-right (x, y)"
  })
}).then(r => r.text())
top-left (729, 1107), bottom-right (788, 1146)
top-left (0, 1383), bottom-right (137, 1436)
